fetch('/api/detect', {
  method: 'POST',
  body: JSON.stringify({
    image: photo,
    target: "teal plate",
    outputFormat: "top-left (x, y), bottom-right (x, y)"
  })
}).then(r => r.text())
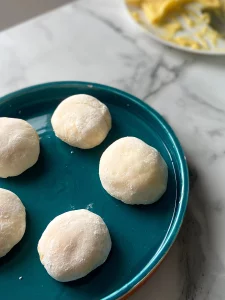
top-left (0, 82), bottom-right (189, 300)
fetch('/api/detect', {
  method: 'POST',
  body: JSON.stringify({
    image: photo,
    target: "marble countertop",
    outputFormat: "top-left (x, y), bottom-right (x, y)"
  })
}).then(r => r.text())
top-left (1, 0), bottom-right (225, 299)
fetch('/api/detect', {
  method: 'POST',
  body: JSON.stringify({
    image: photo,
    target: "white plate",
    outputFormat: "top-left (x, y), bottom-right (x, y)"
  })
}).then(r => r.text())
top-left (124, 1), bottom-right (225, 55)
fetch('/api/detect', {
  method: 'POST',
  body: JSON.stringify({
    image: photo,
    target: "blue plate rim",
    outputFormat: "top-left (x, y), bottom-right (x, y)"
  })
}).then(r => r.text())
top-left (0, 81), bottom-right (189, 300)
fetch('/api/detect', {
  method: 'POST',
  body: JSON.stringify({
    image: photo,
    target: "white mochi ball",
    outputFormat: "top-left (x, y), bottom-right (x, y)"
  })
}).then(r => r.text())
top-left (51, 94), bottom-right (111, 149)
top-left (38, 209), bottom-right (112, 282)
top-left (0, 117), bottom-right (40, 178)
top-left (99, 137), bottom-right (168, 205)
top-left (0, 188), bottom-right (26, 257)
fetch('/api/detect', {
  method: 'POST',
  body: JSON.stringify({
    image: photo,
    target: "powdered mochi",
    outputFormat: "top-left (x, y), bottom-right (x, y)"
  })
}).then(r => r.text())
top-left (38, 209), bottom-right (112, 282)
top-left (51, 94), bottom-right (111, 149)
top-left (0, 117), bottom-right (40, 178)
top-left (0, 188), bottom-right (26, 257)
top-left (99, 137), bottom-right (168, 205)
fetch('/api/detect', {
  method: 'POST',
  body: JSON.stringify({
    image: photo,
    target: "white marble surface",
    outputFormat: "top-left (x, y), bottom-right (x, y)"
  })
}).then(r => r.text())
top-left (1, 0), bottom-right (225, 299)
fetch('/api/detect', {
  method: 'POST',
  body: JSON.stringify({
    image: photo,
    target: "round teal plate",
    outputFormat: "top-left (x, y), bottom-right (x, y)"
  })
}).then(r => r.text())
top-left (0, 82), bottom-right (189, 300)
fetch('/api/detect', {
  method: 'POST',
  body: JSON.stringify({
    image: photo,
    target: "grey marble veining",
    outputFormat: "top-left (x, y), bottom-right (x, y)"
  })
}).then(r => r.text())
top-left (0, 0), bottom-right (225, 299)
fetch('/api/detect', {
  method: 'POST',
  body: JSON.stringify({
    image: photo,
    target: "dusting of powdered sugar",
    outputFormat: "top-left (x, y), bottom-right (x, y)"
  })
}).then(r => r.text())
top-left (86, 203), bottom-right (93, 210)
